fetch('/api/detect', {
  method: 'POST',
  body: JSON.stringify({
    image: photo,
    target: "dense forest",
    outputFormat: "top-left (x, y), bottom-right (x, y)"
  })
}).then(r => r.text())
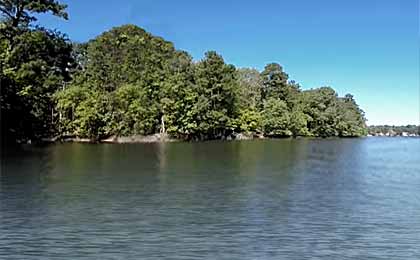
top-left (1, 0), bottom-right (368, 144)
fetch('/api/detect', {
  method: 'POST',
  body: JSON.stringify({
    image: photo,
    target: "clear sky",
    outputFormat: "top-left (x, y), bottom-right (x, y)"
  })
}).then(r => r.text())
top-left (38, 0), bottom-right (419, 126)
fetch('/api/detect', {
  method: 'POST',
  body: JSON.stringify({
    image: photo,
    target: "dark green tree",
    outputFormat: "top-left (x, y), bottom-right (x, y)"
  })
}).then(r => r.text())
top-left (262, 97), bottom-right (291, 136)
top-left (193, 51), bottom-right (239, 139)
top-left (159, 51), bottom-right (197, 138)
top-left (56, 24), bottom-right (179, 138)
top-left (335, 94), bottom-right (367, 136)
top-left (1, 0), bottom-right (73, 142)
top-left (261, 63), bottom-right (298, 101)
top-left (301, 87), bottom-right (339, 137)
top-left (0, 0), bottom-right (67, 28)
top-left (2, 1), bottom-right (368, 142)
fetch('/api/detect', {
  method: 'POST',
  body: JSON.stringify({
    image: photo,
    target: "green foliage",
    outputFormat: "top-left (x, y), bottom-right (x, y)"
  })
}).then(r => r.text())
top-left (0, 0), bottom-right (72, 143)
top-left (1, 28), bottom-right (73, 141)
top-left (79, 24), bottom-right (175, 92)
top-left (300, 88), bottom-right (366, 137)
top-left (1, 1), bottom-right (368, 142)
top-left (54, 85), bottom-right (105, 139)
top-left (0, 0), bottom-right (67, 35)
top-left (54, 24), bottom-right (181, 139)
top-left (260, 63), bottom-right (301, 113)
top-left (112, 84), bottom-right (156, 136)
top-left (237, 109), bottom-right (262, 133)
top-left (190, 51), bottom-right (239, 139)
top-left (335, 94), bottom-right (367, 136)
top-left (261, 63), bottom-right (289, 101)
top-left (289, 108), bottom-right (310, 137)
top-left (159, 51), bottom-right (197, 137)
top-left (262, 98), bottom-right (292, 136)
top-left (237, 68), bottom-right (262, 109)
top-left (300, 87), bottom-right (339, 137)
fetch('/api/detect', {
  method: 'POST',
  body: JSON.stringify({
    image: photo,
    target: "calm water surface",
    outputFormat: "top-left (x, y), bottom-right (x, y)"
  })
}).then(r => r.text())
top-left (1, 138), bottom-right (419, 259)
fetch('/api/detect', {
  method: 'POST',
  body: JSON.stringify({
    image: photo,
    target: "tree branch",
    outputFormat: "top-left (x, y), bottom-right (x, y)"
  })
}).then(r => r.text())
top-left (12, 1), bottom-right (25, 27)
top-left (0, 6), bottom-right (15, 20)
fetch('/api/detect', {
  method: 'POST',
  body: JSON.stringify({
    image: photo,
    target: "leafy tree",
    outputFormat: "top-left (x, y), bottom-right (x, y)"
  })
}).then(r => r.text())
top-left (298, 87), bottom-right (367, 137)
top-left (79, 24), bottom-right (175, 92)
top-left (301, 87), bottom-right (340, 137)
top-left (0, 0), bottom-right (67, 28)
top-left (262, 98), bottom-right (291, 136)
top-left (54, 85), bottom-right (107, 140)
top-left (159, 51), bottom-right (197, 138)
top-left (2, 1), bottom-right (368, 142)
top-left (1, 0), bottom-right (72, 142)
top-left (112, 84), bottom-right (156, 136)
top-left (261, 63), bottom-right (288, 100)
top-left (56, 24), bottom-right (180, 139)
top-left (237, 68), bottom-right (262, 109)
top-left (289, 107), bottom-right (310, 137)
top-left (235, 68), bottom-right (264, 134)
top-left (335, 94), bottom-right (367, 136)
top-left (260, 63), bottom-right (301, 112)
top-left (237, 109), bottom-right (262, 133)
top-left (193, 51), bottom-right (239, 139)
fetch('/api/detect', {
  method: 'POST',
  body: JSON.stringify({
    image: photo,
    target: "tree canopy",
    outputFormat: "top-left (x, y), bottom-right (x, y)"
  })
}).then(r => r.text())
top-left (1, 1), bottom-right (368, 143)
top-left (1, 0), bottom-right (73, 143)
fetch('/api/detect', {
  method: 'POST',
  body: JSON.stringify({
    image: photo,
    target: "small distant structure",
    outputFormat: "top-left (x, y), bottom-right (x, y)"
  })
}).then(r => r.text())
top-left (368, 125), bottom-right (420, 137)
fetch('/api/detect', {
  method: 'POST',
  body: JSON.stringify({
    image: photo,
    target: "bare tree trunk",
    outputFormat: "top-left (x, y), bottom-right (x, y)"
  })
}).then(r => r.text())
top-left (160, 115), bottom-right (166, 142)
top-left (51, 106), bottom-right (54, 132)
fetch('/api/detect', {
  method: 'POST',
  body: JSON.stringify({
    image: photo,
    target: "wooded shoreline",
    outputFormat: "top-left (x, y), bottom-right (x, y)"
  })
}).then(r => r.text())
top-left (13, 130), bottom-right (420, 146)
top-left (2, 1), bottom-right (368, 144)
top-left (38, 133), bottom-right (369, 145)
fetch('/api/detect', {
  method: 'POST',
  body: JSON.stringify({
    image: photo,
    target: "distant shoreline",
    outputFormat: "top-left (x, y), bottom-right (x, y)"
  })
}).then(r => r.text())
top-left (367, 125), bottom-right (420, 137)
top-left (33, 133), bottom-right (418, 145)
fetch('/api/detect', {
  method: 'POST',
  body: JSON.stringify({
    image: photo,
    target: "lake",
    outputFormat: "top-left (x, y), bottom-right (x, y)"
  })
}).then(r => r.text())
top-left (1, 138), bottom-right (419, 259)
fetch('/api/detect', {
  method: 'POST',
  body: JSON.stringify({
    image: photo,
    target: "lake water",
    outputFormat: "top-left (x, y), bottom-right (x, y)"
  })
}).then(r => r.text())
top-left (1, 138), bottom-right (419, 259)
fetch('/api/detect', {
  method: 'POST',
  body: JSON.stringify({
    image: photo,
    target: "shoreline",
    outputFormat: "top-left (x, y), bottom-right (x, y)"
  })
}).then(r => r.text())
top-left (41, 133), bottom-right (259, 144)
top-left (5, 134), bottom-right (419, 147)
top-left (38, 133), bottom-right (420, 145)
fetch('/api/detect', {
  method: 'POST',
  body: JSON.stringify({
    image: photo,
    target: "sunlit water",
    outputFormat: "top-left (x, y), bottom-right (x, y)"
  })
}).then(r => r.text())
top-left (1, 138), bottom-right (419, 259)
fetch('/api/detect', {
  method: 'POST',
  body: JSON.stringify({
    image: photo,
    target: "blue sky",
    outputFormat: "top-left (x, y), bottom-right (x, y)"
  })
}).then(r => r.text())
top-left (38, 0), bottom-right (419, 125)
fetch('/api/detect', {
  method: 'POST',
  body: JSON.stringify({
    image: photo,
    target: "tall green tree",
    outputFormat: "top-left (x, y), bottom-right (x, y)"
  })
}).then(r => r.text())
top-left (0, 0), bottom-right (67, 28)
top-left (159, 51), bottom-right (197, 138)
top-left (335, 94), bottom-right (367, 136)
top-left (76, 24), bottom-right (176, 92)
top-left (2, 1), bottom-right (368, 142)
top-left (261, 63), bottom-right (288, 100)
top-left (56, 24), bottom-right (179, 138)
top-left (236, 68), bottom-right (263, 133)
top-left (301, 87), bottom-right (340, 137)
top-left (193, 51), bottom-right (239, 139)
top-left (262, 98), bottom-right (291, 136)
top-left (237, 68), bottom-right (262, 109)
top-left (1, 0), bottom-right (72, 142)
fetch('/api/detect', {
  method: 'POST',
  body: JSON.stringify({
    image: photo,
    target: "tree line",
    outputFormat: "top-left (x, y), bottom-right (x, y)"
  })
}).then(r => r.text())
top-left (1, 0), bottom-right (368, 143)
top-left (368, 125), bottom-right (419, 136)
